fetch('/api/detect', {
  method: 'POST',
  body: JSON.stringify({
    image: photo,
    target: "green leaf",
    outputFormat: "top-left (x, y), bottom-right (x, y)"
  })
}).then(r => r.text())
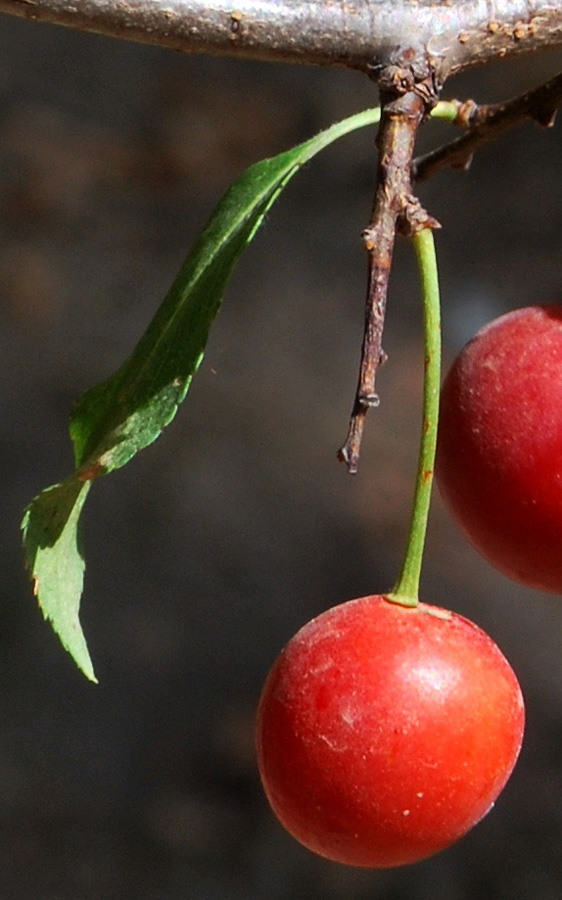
top-left (22, 477), bottom-right (95, 681)
top-left (69, 105), bottom-right (382, 473)
top-left (21, 105), bottom-right (382, 680)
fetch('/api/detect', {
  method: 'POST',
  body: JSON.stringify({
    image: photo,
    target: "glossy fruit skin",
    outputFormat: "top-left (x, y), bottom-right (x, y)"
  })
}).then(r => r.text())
top-left (436, 304), bottom-right (562, 593)
top-left (256, 595), bottom-right (524, 868)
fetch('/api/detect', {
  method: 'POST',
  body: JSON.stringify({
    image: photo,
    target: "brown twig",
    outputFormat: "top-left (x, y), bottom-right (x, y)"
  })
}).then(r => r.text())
top-left (338, 68), bottom-right (438, 473)
top-left (341, 67), bottom-right (562, 474)
top-left (413, 69), bottom-right (562, 182)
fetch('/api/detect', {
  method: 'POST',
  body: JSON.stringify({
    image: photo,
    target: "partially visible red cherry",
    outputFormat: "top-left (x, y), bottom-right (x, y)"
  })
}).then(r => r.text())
top-left (437, 304), bottom-right (562, 592)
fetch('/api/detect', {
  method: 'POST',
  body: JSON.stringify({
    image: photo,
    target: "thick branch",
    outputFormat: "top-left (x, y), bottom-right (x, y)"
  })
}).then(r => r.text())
top-left (1, 0), bottom-right (562, 77)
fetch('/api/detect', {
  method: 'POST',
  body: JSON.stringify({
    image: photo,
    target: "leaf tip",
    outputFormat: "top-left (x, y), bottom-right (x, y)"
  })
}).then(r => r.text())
top-left (22, 478), bottom-right (97, 683)
top-left (81, 660), bottom-right (99, 684)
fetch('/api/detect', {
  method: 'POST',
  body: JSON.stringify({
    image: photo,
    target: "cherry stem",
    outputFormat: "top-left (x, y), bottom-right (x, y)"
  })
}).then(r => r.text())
top-left (386, 227), bottom-right (441, 607)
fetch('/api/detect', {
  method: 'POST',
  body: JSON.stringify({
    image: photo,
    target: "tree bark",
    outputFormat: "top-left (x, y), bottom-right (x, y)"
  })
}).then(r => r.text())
top-left (1, 0), bottom-right (562, 80)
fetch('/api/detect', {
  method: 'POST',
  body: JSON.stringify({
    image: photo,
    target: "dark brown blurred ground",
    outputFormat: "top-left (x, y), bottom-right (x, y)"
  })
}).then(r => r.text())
top-left (0, 13), bottom-right (562, 900)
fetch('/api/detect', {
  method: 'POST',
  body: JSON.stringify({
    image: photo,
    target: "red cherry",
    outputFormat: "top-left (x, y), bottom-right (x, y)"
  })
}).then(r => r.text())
top-left (436, 304), bottom-right (562, 592)
top-left (256, 595), bottom-right (524, 868)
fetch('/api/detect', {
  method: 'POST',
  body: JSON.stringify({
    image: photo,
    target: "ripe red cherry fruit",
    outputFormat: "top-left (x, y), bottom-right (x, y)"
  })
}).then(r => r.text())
top-left (256, 595), bottom-right (524, 868)
top-left (436, 304), bottom-right (562, 593)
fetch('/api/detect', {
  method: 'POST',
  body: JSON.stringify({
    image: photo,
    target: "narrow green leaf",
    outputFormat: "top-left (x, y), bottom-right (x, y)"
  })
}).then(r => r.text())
top-left (22, 106), bottom-right (382, 679)
top-left (70, 105), bottom-right (382, 473)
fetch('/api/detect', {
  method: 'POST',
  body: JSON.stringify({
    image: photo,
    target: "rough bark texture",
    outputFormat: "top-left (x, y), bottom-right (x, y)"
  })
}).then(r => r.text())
top-left (1, 0), bottom-right (561, 79)
top-left (338, 73), bottom-right (437, 473)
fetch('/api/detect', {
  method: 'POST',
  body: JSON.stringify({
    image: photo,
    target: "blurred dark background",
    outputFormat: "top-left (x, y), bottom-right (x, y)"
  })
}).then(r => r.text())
top-left (0, 13), bottom-right (562, 899)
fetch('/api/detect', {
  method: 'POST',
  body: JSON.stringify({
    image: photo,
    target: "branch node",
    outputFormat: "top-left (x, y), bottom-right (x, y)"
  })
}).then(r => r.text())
top-left (377, 65), bottom-right (416, 97)
top-left (398, 197), bottom-right (442, 236)
top-left (358, 392), bottom-right (381, 409)
top-left (454, 98), bottom-right (479, 128)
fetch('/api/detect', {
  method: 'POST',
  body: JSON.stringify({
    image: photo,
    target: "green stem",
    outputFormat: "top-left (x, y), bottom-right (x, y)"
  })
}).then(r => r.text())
top-left (386, 228), bottom-right (441, 607)
top-left (431, 101), bottom-right (462, 124)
